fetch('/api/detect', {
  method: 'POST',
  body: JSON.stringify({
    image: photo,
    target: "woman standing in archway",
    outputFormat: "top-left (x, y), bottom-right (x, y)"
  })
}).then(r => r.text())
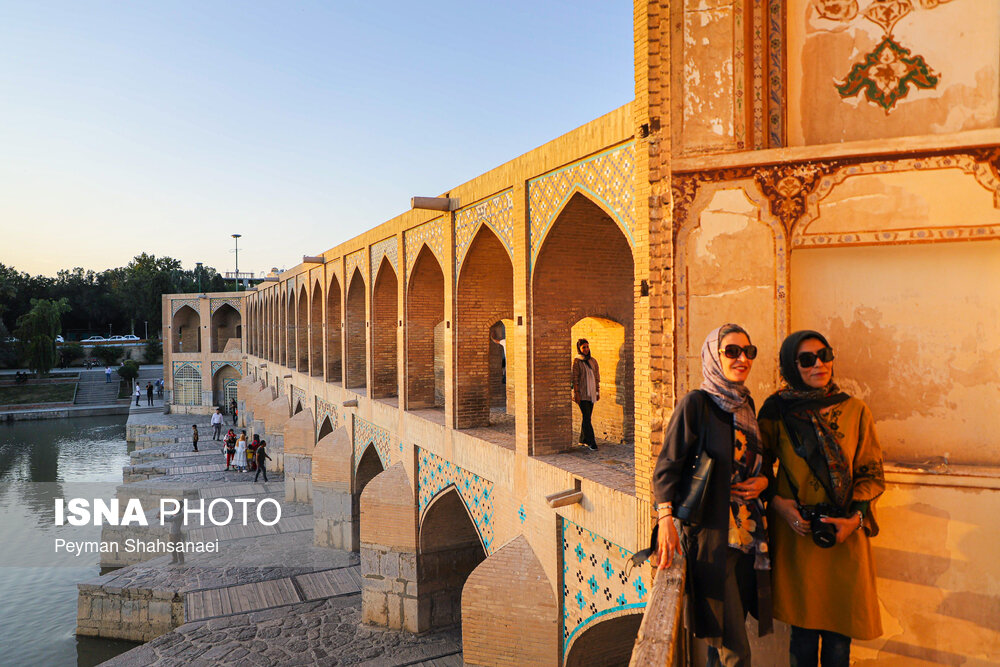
top-left (654, 324), bottom-right (772, 666)
top-left (572, 339), bottom-right (600, 451)
top-left (759, 331), bottom-right (884, 667)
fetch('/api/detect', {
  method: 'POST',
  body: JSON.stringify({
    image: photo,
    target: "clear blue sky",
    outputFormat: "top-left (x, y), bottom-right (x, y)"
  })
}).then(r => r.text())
top-left (0, 1), bottom-right (633, 278)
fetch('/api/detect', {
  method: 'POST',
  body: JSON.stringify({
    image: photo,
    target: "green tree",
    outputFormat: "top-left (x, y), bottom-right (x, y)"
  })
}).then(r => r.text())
top-left (59, 342), bottom-right (85, 367)
top-left (117, 359), bottom-right (139, 390)
top-left (92, 345), bottom-right (122, 366)
top-left (14, 298), bottom-right (71, 375)
top-left (145, 338), bottom-right (163, 363)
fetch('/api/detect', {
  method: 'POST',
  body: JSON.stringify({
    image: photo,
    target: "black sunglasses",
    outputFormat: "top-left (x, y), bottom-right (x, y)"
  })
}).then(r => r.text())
top-left (797, 347), bottom-right (835, 367)
top-left (721, 344), bottom-right (758, 360)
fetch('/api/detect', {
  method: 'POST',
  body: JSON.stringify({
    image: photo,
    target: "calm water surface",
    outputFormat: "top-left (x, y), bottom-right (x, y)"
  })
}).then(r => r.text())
top-left (0, 416), bottom-right (140, 666)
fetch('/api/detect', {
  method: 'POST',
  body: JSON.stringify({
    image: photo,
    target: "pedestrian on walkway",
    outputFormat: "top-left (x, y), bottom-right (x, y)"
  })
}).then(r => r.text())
top-left (157, 378), bottom-right (164, 398)
top-left (105, 366), bottom-right (112, 383)
top-left (248, 435), bottom-right (259, 471)
top-left (146, 382), bottom-right (154, 406)
top-left (134, 383), bottom-right (141, 406)
top-left (230, 398), bottom-right (238, 426)
top-left (191, 424), bottom-right (199, 452)
top-left (224, 429), bottom-right (236, 470)
top-left (254, 440), bottom-right (271, 482)
top-left (572, 338), bottom-right (600, 451)
top-left (211, 408), bottom-right (224, 440)
top-left (235, 431), bottom-right (248, 472)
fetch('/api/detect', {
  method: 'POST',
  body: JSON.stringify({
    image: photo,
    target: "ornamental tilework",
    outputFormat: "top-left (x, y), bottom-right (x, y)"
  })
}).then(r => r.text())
top-left (209, 297), bottom-right (242, 315)
top-left (404, 218), bottom-right (447, 280)
top-left (528, 143), bottom-right (636, 269)
top-left (369, 237), bottom-right (399, 286)
top-left (211, 361), bottom-right (243, 376)
top-left (417, 448), bottom-right (495, 554)
top-left (561, 519), bottom-right (647, 658)
top-left (171, 298), bottom-right (201, 317)
top-left (172, 361), bottom-right (201, 375)
top-left (353, 414), bottom-right (392, 472)
top-left (346, 249), bottom-right (367, 285)
top-left (314, 397), bottom-right (339, 439)
top-left (291, 386), bottom-right (307, 412)
top-left (454, 190), bottom-right (515, 274)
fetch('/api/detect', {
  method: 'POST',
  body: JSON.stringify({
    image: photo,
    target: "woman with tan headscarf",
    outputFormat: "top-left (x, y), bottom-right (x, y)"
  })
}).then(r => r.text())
top-left (759, 330), bottom-right (884, 667)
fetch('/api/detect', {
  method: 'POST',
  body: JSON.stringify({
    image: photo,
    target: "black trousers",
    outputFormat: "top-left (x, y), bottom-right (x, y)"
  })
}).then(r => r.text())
top-left (578, 400), bottom-right (597, 447)
top-left (255, 462), bottom-right (268, 482)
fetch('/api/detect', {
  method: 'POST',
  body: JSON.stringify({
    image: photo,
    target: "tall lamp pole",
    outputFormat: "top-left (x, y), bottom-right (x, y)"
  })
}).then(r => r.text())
top-left (232, 234), bottom-right (242, 292)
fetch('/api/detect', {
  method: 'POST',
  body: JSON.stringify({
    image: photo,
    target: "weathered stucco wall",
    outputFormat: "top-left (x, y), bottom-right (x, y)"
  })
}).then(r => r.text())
top-left (787, 0), bottom-right (1000, 146)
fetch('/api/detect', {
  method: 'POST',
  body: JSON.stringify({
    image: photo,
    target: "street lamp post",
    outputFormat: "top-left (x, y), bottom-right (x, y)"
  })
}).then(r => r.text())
top-left (232, 234), bottom-right (242, 292)
top-left (144, 321), bottom-right (148, 340)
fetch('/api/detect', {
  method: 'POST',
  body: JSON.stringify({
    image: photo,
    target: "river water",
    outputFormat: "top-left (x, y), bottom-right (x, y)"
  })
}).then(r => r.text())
top-left (0, 416), bottom-right (140, 666)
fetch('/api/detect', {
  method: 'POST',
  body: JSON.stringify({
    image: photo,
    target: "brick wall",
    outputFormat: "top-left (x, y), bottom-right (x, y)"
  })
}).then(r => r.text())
top-left (310, 284), bottom-right (323, 376)
top-left (569, 317), bottom-right (635, 443)
top-left (211, 304), bottom-right (240, 353)
top-left (327, 275), bottom-right (343, 381)
top-left (172, 306), bottom-right (201, 353)
top-left (296, 288), bottom-right (309, 372)
top-left (462, 535), bottom-right (558, 666)
top-left (279, 291), bottom-right (288, 366)
top-left (456, 227), bottom-right (515, 428)
top-left (406, 247), bottom-right (445, 408)
top-left (530, 193), bottom-right (635, 455)
top-left (371, 260), bottom-right (398, 399)
top-left (346, 270), bottom-right (366, 389)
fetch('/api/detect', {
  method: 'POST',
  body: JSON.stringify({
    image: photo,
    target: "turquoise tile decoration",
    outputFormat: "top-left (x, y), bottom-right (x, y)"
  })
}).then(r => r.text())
top-left (417, 447), bottom-right (495, 555)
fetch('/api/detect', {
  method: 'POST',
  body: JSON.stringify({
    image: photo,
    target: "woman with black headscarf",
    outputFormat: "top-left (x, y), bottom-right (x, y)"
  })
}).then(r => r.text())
top-left (758, 331), bottom-right (884, 667)
top-left (653, 324), bottom-right (772, 666)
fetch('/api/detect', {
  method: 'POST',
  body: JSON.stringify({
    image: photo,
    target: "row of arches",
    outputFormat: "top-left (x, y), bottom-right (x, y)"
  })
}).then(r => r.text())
top-left (170, 303), bottom-right (242, 354)
top-left (245, 192), bottom-right (636, 454)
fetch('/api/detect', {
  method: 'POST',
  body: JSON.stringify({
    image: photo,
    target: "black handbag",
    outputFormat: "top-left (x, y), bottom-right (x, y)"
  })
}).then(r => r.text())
top-left (674, 391), bottom-right (713, 525)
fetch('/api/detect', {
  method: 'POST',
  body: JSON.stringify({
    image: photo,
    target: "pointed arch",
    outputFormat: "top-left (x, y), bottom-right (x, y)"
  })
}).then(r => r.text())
top-left (279, 290), bottom-right (288, 366)
top-left (345, 268), bottom-right (367, 389)
top-left (405, 244), bottom-right (445, 409)
top-left (371, 257), bottom-right (398, 399)
top-left (296, 284), bottom-right (309, 372)
top-left (310, 278), bottom-right (323, 376)
top-left (530, 191), bottom-right (634, 454)
top-left (456, 224), bottom-right (514, 429)
top-left (172, 305), bottom-right (201, 353)
top-left (317, 415), bottom-right (334, 442)
top-left (355, 444), bottom-right (385, 496)
top-left (211, 303), bottom-right (242, 353)
top-left (327, 272), bottom-right (343, 382)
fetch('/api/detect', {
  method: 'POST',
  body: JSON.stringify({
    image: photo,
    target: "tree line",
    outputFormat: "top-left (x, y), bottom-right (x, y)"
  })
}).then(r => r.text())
top-left (0, 253), bottom-right (241, 369)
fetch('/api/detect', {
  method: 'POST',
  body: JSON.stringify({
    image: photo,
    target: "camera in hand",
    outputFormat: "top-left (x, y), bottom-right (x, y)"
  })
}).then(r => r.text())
top-left (798, 503), bottom-right (841, 548)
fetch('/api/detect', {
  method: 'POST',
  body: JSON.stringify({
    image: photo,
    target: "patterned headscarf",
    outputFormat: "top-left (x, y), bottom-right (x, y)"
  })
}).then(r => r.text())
top-left (700, 325), bottom-right (761, 455)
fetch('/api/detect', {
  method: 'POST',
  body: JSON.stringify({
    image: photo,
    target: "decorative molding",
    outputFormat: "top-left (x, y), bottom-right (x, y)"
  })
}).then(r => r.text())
top-left (369, 237), bottom-right (399, 287)
top-left (171, 298), bottom-right (201, 317)
top-left (417, 447), bottom-right (495, 555)
top-left (561, 519), bottom-right (647, 659)
top-left (172, 361), bottom-right (201, 375)
top-left (404, 218), bottom-right (447, 280)
top-left (528, 142), bottom-right (636, 269)
top-left (454, 190), bottom-right (515, 275)
top-left (767, 0), bottom-right (786, 148)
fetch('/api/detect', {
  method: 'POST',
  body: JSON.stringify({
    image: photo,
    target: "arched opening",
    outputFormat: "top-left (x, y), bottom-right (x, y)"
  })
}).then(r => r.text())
top-left (565, 613), bottom-right (643, 667)
top-left (531, 192), bottom-right (634, 454)
top-left (345, 268), bottom-right (367, 390)
top-left (293, 400), bottom-right (303, 415)
top-left (489, 319), bottom-right (514, 415)
top-left (171, 305), bottom-right (201, 353)
top-left (456, 226), bottom-right (514, 429)
top-left (296, 286), bottom-right (309, 372)
top-left (286, 289), bottom-right (297, 368)
top-left (212, 364), bottom-right (241, 410)
top-left (355, 445), bottom-right (384, 496)
top-left (211, 303), bottom-right (242, 353)
top-left (310, 280), bottom-right (323, 376)
top-left (317, 416), bottom-right (334, 442)
top-left (327, 274), bottom-right (343, 383)
top-left (418, 488), bottom-right (487, 631)
top-left (371, 258), bottom-right (398, 400)
top-left (569, 316), bottom-right (632, 444)
top-left (173, 363), bottom-right (201, 405)
top-left (278, 291), bottom-right (287, 367)
top-left (405, 245), bottom-right (445, 410)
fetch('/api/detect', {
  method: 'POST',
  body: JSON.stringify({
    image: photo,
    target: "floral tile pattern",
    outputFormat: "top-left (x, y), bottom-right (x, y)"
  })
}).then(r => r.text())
top-left (454, 190), bottom-right (514, 275)
top-left (314, 397), bottom-right (339, 439)
top-left (171, 298), bottom-right (200, 317)
top-left (561, 519), bottom-right (647, 658)
top-left (290, 386), bottom-right (307, 413)
top-left (404, 218), bottom-right (447, 281)
top-left (369, 237), bottom-right (399, 286)
top-left (528, 143), bottom-right (636, 270)
top-left (353, 414), bottom-right (392, 472)
top-left (210, 361), bottom-right (243, 377)
top-left (836, 34), bottom-right (937, 112)
top-left (345, 249), bottom-right (367, 286)
top-left (417, 448), bottom-right (495, 554)
top-left (209, 297), bottom-right (242, 315)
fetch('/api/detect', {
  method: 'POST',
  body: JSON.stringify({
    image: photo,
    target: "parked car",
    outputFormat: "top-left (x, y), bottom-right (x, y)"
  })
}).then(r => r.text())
top-left (108, 335), bottom-right (124, 341)
top-left (121, 335), bottom-right (140, 341)
top-left (81, 336), bottom-right (106, 342)
top-left (55, 335), bottom-right (64, 343)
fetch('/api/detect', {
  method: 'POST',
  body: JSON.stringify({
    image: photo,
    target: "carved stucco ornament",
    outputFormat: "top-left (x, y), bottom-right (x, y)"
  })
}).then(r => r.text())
top-left (836, 35), bottom-right (938, 113)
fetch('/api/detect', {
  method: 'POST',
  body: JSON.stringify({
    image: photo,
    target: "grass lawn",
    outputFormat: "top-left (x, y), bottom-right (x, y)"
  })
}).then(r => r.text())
top-left (0, 383), bottom-right (76, 406)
